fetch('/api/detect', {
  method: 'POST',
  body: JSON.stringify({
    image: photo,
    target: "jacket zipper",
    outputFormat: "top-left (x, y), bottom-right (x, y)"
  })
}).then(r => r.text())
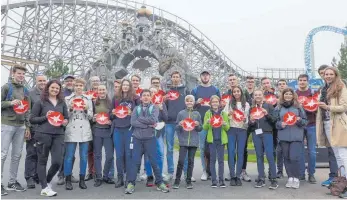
top-left (188, 110), bottom-right (191, 146)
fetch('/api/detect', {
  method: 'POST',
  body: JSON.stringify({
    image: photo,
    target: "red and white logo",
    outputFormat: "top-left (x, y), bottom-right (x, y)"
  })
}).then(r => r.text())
top-left (135, 88), bottom-right (143, 96)
top-left (312, 92), bottom-right (319, 101)
top-left (232, 109), bottom-right (245, 123)
top-left (222, 94), bottom-right (231, 103)
top-left (96, 112), bottom-right (109, 125)
top-left (210, 115), bottom-right (223, 128)
top-left (113, 105), bottom-right (129, 119)
top-left (182, 118), bottom-right (196, 131)
top-left (152, 93), bottom-right (164, 105)
top-left (265, 94), bottom-right (277, 105)
top-left (48, 111), bottom-right (64, 127)
top-left (303, 97), bottom-right (318, 112)
top-left (250, 107), bottom-right (264, 120)
top-left (157, 90), bottom-right (166, 96)
top-left (283, 112), bottom-right (297, 126)
top-left (85, 90), bottom-right (98, 101)
top-left (200, 98), bottom-right (210, 107)
top-left (72, 98), bottom-right (85, 111)
top-left (167, 90), bottom-right (180, 101)
top-left (13, 100), bottom-right (29, 114)
top-left (298, 96), bottom-right (308, 104)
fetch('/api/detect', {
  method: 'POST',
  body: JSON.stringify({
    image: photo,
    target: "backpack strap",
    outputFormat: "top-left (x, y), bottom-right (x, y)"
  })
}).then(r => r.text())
top-left (5, 83), bottom-right (13, 101)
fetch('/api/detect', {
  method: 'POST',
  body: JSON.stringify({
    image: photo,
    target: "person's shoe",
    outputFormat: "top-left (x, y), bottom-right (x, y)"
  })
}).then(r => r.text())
top-left (225, 177), bottom-right (230, 181)
top-left (157, 183), bottom-right (170, 193)
top-left (285, 177), bottom-right (294, 188)
top-left (84, 174), bottom-right (93, 181)
top-left (79, 175), bottom-right (87, 189)
top-left (57, 176), bottom-right (65, 185)
top-left (241, 171), bottom-right (251, 182)
top-left (186, 182), bottom-right (193, 189)
top-left (236, 177), bottom-right (242, 186)
top-left (321, 177), bottom-right (334, 187)
top-left (255, 179), bottom-right (265, 188)
top-left (26, 178), bottom-right (36, 189)
top-left (103, 177), bottom-right (115, 184)
top-left (173, 179), bottom-right (180, 189)
top-left (136, 173), bottom-right (142, 182)
top-left (140, 173), bottom-right (147, 181)
top-left (308, 175), bottom-right (317, 184)
top-left (125, 183), bottom-right (135, 194)
top-left (230, 177), bottom-right (237, 186)
top-left (219, 180), bottom-right (226, 188)
top-left (201, 171), bottom-right (208, 181)
top-left (339, 190), bottom-right (347, 198)
top-left (292, 178), bottom-right (300, 189)
top-left (269, 179), bottom-right (278, 190)
top-left (146, 176), bottom-right (154, 187)
top-left (276, 171), bottom-right (284, 179)
top-left (1, 184), bottom-right (8, 196)
top-left (7, 181), bottom-right (26, 192)
top-left (163, 173), bottom-right (173, 182)
top-left (40, 186), bottom-right (57, 197)
top-left (299, 175), bottom-right (306, 181)
top-left (65, 175), bottom-right (73, 190)
top-left (94, 179), bottom-right (102, 187)
top-left (115, 178), bottom-right (124, 188)
top-left (211, 181), bottom-right (218, 188)
top-left (191, 176), bottom-right (196, 182)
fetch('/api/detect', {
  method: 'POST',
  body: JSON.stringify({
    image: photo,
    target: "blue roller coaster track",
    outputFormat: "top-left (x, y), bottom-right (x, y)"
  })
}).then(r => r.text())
top-left (305, 25), bottom-right (347, 78)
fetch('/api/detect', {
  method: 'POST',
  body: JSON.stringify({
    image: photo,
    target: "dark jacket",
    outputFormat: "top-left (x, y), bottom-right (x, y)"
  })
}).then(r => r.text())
top-left (165, 85), bottom-right (189, 123)
top-left (158, 102), bottom-right (168, 122)
top-left (175, 109), bottom-right (202, 147)
top-left (191, 85), bottom-right (220, 121)
top-left (63, 88), bottom-right (73, 97)
top-left (248, 103), bottom-right (276, 133)
top-left (130, 103), bottom-right (159, 140)
top-left (29, 87), bottom-right (42, 132)
top-left (30, 99), bottom-right (69, 135)
top-left (296, 89), bottom-right (316, 126)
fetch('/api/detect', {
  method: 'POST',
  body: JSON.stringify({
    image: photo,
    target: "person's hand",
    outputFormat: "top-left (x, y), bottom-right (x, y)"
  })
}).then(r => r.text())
top-left (297, 117), bottom-right (301, 121)
top-left (83, 103), bottom-right (88, 110)
top-left (228, 110), bottom-right (234, 116)
top-left (149, 123), bottom-right (157, 128)
top-left (11, 99), bottom-right (21, 106)
top-left (93, 114), bottom-right (97, 122)
top-left (250, 115), bottom-right (255, 122)
top-left (197, 98), bottom-right (203, 104)
top-left (127, 107), bottom-right (132, 115)
top-left (262, 108), bottom-right (268, 116)
top-left (194, 121), bottom-right (200, 126)
top-left (158, 104), bottom-right (163, 110)
top-left (281, 122), bottom-right (287, 128)
top-left (179, 120), bottom-right (183, 126)
top-left (319, 102), bottom-right (328, 110)
top-left (46, 110), bottom-right (53, 118)
top-left (24, 129), bottom-right (31, 140)
top-left (70, 101), bottom-right (75, 109)
top-left (222, 121), bottom-right (227, 126)
top-left (62, 119), bottom-right (68, 126)
top-left (107, 120), bottom-right (112, 125)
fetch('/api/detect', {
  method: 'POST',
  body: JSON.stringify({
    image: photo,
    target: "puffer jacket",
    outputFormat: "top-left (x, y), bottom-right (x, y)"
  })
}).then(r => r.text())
top-left (175, 108), bottom-right (202, 147)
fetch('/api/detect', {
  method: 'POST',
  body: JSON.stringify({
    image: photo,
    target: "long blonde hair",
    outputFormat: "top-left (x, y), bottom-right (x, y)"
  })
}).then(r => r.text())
top-left (325, 67), bottom-right (345, 100)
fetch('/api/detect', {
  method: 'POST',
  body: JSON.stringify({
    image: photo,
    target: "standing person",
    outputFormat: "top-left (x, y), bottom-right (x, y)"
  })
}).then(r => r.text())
top-left (261, 77), bottom-right (275, 96)
top-left (203, 95), bottom-right (229, 188)
top-left (223, 86), bottom-right (250, 186)
top-left (164, 71), bottom-right (189, 181)
top-left (191, 71), bottom-right (220, 181)
top-left (114, 80), bottom-right (121, 94)
top-left (275, 88), bottom-right (308, 189)
top-left (249, 89), bottom-right (278, 189)
top-left (30, 80), bottom-right (69, 196)
top-left (131, 74), bottom-right (141, 92)
top-left (296, 74), bottom-right (317, 183)
top-left (1, 65), bottom-right (30, 195)
top-left (317, 65), bottom-right (339, 187)
top-left (276, 79), bottom-right (288, 96)
top-left (125, 89), bottom-right (169, 194)
top-left (62, 75), bottom-right (75, 97)
top-left (173, 95), bottom-right (202, 189)
top-left (64, 78), bottom-right (93, 190)
top-left (151, 76), bottom-right (162, 91)
top-left (92, 85), bottom-right (114, 187)
top-left (111, 79), bottom-right (140, 188)
top-left (25, 74), bottom-right (47, 189)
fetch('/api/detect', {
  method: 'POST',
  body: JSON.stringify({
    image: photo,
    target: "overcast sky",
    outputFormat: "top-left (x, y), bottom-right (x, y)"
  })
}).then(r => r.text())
top-left (1, 0), bottom-right (347, 85)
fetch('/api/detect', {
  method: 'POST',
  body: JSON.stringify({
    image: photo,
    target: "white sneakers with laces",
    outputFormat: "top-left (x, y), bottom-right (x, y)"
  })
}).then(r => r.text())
top-left (40, 186), bottom-right (57, 197)
top-left (201, 171), bottom-right (208, 181)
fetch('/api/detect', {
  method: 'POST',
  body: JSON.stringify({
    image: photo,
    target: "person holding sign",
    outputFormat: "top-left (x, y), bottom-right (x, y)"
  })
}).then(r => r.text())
top-left (248, 89), bottom-right (278, 189)
top-left (274, 88), bottom-right (307, 189)
top-left (30, 80), bottom-right (69, 197)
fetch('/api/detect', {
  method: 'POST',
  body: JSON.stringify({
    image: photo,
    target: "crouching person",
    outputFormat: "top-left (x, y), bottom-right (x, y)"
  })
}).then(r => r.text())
top-left (125, 89), bottom-right (169, 194)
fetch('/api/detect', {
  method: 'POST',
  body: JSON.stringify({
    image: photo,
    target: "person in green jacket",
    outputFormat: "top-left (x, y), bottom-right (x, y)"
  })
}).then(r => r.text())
top-left (203, 95), bottom-right (230, 188)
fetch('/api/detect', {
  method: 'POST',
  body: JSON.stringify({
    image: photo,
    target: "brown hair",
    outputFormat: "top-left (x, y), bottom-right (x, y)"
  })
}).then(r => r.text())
top-left (151, 76), bottom-right (160, 83)
top-left (74, 78), bottom-right (86, 85)
top-left (246, 75), bottom-right (255, 80)
top-left (278, 88), bottom-right (300, 108)
top-left (277, 79), bottom-right (287, 86)
top-left (41, 80), bottom-right (64, 102)
top-left (115, 79), bottom-right (136, 101)
top-left (318, 64), bottom-right (329, 72)
top-left (12, 64), bottom-right (27, 73)
top-left (95, 85), bottom-right (112, 108)
top-left (131, 74), bottom-right (141, 81)
top-left (261, 77), bottom-right (270, 83)
top-left (297, 74), bottom-right (309, 81)
top-left (171, 71), bottom-right (181, 78)
top-left (325, 67), bottom-right (345, 100)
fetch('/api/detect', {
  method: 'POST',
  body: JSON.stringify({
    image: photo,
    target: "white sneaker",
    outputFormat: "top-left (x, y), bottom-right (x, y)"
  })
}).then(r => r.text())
top-left (140, 173), bottom-right (147, 181)
top-left (285, 177), bottom-right (294, 188)
top-left (136, 173), bottom-right (142, 182)
top-left (241, 171), bottom-right (252, 182)
top-left (183, 175), bottom-right (196, 182)
top-left (47, 183), bottom-right (52, 189)
top-left (40, 187), bottom-right (57, 197)
top-left (201, 171), bottom-right (208, 181)
top-left (292, 178), bottom-right (300, 189)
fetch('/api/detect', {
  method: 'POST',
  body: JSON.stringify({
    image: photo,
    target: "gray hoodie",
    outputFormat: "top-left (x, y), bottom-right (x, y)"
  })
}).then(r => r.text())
top-left (175, 108), bottom-right (202, 147)
top-left (130, 103), bottom-right (159, 140)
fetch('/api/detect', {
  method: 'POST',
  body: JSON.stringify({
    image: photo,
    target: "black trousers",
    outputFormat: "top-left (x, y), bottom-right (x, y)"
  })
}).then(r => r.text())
top-left (24, 134), bottom-right (38, 180)
top-left (35, 132), bottom-right (64, 189)
top-left (175, 146), bottom-right (197, 183)
top-left (204, 140), bottom-right (211, 176)
top-left (280, 141), bottom-right (302, 179)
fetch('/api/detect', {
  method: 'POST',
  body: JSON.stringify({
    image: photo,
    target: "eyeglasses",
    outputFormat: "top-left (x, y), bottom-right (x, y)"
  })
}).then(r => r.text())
top-left (152, 82), bottom-right (160, 84)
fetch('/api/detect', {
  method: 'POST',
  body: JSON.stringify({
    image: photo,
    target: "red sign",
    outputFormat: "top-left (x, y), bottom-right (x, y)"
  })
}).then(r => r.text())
top-left (232, 109), bottom-right (245, 123)
top-left (283, 112), bottom-right (297, 126)
top-left (303, 97), bottom-right (318, 112)
top-left (113, 105), bottom-right (129, 118)
top-left (221, 94), bottom-right (231, 103)
top-left (250, 107), bottom-right (265, 120)
top-left (152, 93), bottom-right (164, 105)
top-left (265, 94), bottom-right (277, 105)
top-left (210, 115), bottom-right (223, 128)
top-left (312, 92), bottom-right (319, 101)
top-left (182, 118), bottom-right (196, 131)
top-left (157, 90), bottom-right (166, 96)
top-left (48, 111), bottom-right (64, 127)
top-left (13, 100), bottom-right (29, 114)
top-left (96, 112), bottom-right (109, 125)
top-left (85, 90), bottom-right (98, 100)
top-left (72, 98), bottom-right (85, 111)
top-left (135, 88), bottom-right (143, 96)
top-left (298, 96), bottom-right (308, 104)
top-left (200, 98), bottom-right (210, 107)
top-left (167, 90), bottom-right (180, 101)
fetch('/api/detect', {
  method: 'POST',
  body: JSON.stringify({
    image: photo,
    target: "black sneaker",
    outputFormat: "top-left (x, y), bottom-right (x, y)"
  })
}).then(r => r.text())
top-left (299, 176), bottom-right (306, 181)
top-left (7, 181), bottom-right (26, 192)
top-left (276, 171), bottom-right (283, 179)
top-left (103, 177), bottom-right (115, 184)
top-left (219, 180), bottom-right (226, 188)
top-left (173, 179), bottom-right (180, 189)
top-left (1, 184), bottom-right (8, 196)
top-left (308, 175), bottom-right (317, 184)
top-left (186, 182), bottom-right (193, 189)
top-left (236, 177), bottom-right (242, 186)
top-left (26, 178), bottom-right (35, 189)
top-left (230, 177), bottom-right (237, 186)
top-left (146, 176), bottom-right (154, 187)
top-left (269, 179), bottom-right (278, 190)
top-left (255, 179), bottom-right (265, 188)
top-left (211, 181), bottom-right (217, 188)
top-left (85, 174), bottom-right (94, 181)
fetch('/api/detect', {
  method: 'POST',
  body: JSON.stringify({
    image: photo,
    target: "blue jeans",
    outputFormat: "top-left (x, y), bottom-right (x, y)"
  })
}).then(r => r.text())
top-left (165, 123), bottom-right (176, 174)
top-left (113, 127), bottom-right (132, 179)
top-left (227, 127), bottom-right (247, 178)
top-left (252, 132), bottom-right (276, 179)
top-left (300, 125), bottom-right (317, 176)
top-left (145, 134), bottom-right (164, 176)
top-left (64, 142), bottom-right (89, 176)
top-left (198, 130), bottom-right (208, 171)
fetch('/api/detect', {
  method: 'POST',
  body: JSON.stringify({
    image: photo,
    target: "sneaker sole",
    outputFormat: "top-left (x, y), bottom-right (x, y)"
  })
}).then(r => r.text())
top-left (211, 186), bottom-right (217, 188)
top-left (269, 185), bottom-right (278, 190)
top-left (173, 187), bottom-right (179, 189)
top-left (285, 185), bottom-right (292, 188)
top-left (41, 192), bottom-right (57, 197)
top-left (255, 184), bottom-right (265, 188)
top-left (156, 188), bottom-right (169, 193)
top-left (220, 185), bottom-right (226, 188)
top-left (6, 188), bottom-right (26, 192)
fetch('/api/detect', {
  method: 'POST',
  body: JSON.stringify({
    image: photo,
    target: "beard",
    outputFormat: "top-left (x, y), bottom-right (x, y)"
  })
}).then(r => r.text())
top-left (201, 80), bottom-right (209, 84)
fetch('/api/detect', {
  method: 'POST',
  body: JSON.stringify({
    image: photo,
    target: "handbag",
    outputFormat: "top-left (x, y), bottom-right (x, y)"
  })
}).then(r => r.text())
top-left (330, 166), bottom-right (347, 196)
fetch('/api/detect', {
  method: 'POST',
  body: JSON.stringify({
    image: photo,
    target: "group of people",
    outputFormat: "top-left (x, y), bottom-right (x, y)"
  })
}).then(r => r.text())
top-left (1, 64), bottom-right (347, 198)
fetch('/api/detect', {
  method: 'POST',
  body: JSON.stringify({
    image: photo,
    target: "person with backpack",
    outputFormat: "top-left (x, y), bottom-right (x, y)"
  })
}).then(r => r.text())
top-left (111, 79), bottom-right (140, 188)
top-left (173, 95), bottom-right (202, 189)
top-left (125, 89), bottom-right (169, 194)
top-left (203, 95), bottom-right (229, 188)
top-left (30, 80), bottom-right (69, 197)
top-left (191, 71), bottom-right (220, 181)
top-left (275, 88), bottom-right (308, 189)
top-left (249, 89), bottom-right (278, 189)
top-left (1, 65), bottom-right (31, 196)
